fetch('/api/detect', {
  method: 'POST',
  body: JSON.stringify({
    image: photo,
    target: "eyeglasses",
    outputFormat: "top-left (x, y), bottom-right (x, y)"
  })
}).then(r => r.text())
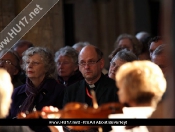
top-left (25, 61), bottom-right (42, 66)
top-left (78, 58), bottom-right (101, 67)
top-left (0, 59), bottom-right (16, 67)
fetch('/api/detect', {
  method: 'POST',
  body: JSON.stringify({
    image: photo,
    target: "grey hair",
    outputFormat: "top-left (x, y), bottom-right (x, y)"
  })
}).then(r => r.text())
top-left (72, 42), bottom-right (90, 50)
top-left (111, 49), bottom-right (138, 62)
top-left (114, 34), bottom-right (142, 56)
top-left (55, 46), bottom-right (79, 64)
top-left (22, 47), bottom-right (56, 79)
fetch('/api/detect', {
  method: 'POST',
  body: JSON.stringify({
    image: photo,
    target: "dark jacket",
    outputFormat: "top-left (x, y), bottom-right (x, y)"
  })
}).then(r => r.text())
top-left (57, 70), bottom-right (84, 87)
top-left (63, 73), bottom-right (119, 107)
top-left (9, 78), bottom-right (65, 119)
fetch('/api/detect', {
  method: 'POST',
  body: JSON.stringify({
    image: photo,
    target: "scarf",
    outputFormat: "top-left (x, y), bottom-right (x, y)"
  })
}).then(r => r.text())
top-left (20, 77), bottom-right (47, 113)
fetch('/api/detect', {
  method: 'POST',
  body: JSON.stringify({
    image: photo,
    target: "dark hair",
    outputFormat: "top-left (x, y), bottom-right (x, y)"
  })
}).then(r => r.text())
top-left (148, 36), bottom-right (162, 48)
top-left (94, 46), bottom-right (103, 59)
top-left (13, 40), bottom-right (34, 49)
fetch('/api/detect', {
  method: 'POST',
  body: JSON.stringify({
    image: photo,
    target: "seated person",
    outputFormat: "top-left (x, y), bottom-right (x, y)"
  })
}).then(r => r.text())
top-left (72, 41), bottom-right (90, 53)
top-left (0, 68), bottom-right (64, 132)
top-left (109, 60), bottom-right (166, 132)
top-left (108, 49), bottom-right (137, 80)
top-left (135, 31), bottom-right (151, 60)
top-left (55, 46), bottom-right (83, 86)
top-left (114, 33), bottom-right (142, 57)
top-left (0, 49), bottom-right (23, 88)
top-left (8, 47), bottom-right (65, 132)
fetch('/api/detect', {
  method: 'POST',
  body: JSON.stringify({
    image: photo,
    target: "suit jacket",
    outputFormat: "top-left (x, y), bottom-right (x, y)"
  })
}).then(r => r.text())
top-left (63, 73), bottom-right (119, 107)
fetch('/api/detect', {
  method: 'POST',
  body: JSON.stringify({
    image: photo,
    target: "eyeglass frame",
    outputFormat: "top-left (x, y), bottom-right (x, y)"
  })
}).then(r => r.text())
top-left (0, 59), bottom-right (17, 67)
top-left (78, 58), bottom-right (102, 67)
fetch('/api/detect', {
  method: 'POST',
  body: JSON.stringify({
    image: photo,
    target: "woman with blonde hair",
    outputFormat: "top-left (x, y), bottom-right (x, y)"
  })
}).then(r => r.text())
top-left (109, 60), bottom-right (166, 132)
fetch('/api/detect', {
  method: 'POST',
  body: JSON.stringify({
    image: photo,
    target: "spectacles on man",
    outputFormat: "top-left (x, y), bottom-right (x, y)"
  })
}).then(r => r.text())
top-left (78, 58), bottom-right (101, 67)
top-left (0, 59), bottom-right (16, 67)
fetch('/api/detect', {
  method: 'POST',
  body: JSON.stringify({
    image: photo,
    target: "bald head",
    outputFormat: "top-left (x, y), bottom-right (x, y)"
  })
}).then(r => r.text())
top-left (78, 45), bottom-right (104, 84)
top-left (79, 45), bottom-right (103, 60)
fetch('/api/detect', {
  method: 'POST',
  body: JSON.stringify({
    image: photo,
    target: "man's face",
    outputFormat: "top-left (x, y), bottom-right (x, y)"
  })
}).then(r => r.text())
top-left (0, 53), bottom-right (18, 78)
top-left (152, 55), bottom-right (169, 77)
top-left (149, 40), bottom-right (163, 58)
top-left (78, 47), bottom-right (104, 84)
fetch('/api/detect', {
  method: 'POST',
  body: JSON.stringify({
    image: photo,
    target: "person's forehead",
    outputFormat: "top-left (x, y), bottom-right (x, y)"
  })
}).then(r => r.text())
top-left (1, 52), bottom-right (15, 59)
top-left (57, 55), bottom-right (72, 60)
top-left (79, 48), bottom-right (97, 60)
top-left (150, 40), bottom-right (163, 48)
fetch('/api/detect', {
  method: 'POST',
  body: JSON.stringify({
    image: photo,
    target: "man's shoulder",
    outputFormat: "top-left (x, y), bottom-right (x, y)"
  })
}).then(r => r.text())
top-left (67, 80), bottom-right (85, 89)
top-left (101, 74), bottom-right (116, 85)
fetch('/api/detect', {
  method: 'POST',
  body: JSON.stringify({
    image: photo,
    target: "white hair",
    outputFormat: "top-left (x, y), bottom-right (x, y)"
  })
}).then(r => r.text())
top-left (0, 69), bottom-right (13, 118)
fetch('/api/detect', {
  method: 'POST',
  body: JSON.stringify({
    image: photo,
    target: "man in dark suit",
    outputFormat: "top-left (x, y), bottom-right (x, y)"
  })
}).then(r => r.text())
top-left (63, 45), bottom-right (119, 107)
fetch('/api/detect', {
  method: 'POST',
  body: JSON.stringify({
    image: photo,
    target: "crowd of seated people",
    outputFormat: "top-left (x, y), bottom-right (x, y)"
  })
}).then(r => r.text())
top-left (0, 33), bottom-right (171, 132)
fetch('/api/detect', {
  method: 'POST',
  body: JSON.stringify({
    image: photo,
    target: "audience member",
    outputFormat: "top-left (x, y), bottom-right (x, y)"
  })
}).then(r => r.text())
top-left (0, 49), bottom-right (23, 88)
top-left (55, 46), bottom-right (83, 86)
top-left (148, 36), bottom-right (163, 59)
top-left (151, 44), bottom-right (171, 78)
top-left (109, 60), bottom-right (166, 132)
top-left (63, 45), bottom-right (119, 131)
top-left (12, 40), bottom-right (34, 64)
top-left (8, 47), bottom-right (65, 132)
top-left (72, 42), bottom-right (90, 53)
top-left (136, 31), bottom-right (151, 60)
top-left (114, 33), bottom-right (142, 57)
top-left (108, 49), bottom-right (137, 80)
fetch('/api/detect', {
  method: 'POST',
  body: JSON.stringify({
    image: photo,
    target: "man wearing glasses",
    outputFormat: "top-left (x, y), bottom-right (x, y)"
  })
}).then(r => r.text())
top-left (63, 45), bottom-right (119, 108)
top-left (63, 45), bottom-right (119, 131)
top-left (0, 49), bottom-right (23, 88)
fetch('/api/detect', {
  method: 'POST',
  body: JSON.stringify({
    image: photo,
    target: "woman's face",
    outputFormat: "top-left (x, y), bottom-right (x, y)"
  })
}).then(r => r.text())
top-left (118, 38), bottom-right (133, 51)
top-left (56, 55), bottom-right (78, 80)
top-left (25, 54), bottom-right (46, 80)
top-left (108, 58), bottom-right (126, 80)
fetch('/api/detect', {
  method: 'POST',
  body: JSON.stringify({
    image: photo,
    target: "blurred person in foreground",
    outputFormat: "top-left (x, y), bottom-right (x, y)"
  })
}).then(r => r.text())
top-left (109, 60), bottom-right (166, 132)
top-left (0, 68), bottom-right (32, 132)
top-left (8, 47), bottom-right (65, 132)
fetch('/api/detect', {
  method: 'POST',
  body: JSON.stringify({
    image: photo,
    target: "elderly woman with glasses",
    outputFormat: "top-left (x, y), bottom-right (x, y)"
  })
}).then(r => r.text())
top-left (8, 47), bottom-right (65, 132)
top-left (55, 46), bottom-right (83, 87)
top-left (108, 49), bottom-right (137, 80)
top-left (0, 49), bottom-right (23, 87)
